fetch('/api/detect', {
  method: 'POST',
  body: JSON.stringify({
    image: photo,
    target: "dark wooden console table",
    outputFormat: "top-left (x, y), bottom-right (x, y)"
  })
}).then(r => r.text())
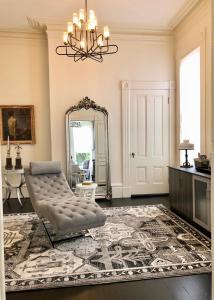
top-left (168, 166), bottom-right (211, 232)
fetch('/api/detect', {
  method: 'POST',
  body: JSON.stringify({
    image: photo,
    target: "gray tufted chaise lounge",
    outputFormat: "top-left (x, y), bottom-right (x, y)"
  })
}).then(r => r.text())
top-left (25, 161), bottom-right (106, 237)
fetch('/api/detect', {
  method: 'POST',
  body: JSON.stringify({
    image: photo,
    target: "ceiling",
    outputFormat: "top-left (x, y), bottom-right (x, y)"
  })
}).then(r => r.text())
top-left (0, 0), bottom-right (199, 31)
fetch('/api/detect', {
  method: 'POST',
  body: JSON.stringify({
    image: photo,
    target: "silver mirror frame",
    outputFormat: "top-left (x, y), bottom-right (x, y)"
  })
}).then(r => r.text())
top-left (65, 96), bottom-right (112, 199)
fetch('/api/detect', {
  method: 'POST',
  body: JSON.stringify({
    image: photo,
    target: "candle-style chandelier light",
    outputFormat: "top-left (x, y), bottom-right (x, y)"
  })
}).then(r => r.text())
top-left (56, 0), bottom-right (118, 62)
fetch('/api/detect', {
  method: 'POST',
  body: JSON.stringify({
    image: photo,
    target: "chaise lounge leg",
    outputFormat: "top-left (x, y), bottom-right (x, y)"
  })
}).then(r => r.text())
top-left (42, 222), bottom-right (55, 248)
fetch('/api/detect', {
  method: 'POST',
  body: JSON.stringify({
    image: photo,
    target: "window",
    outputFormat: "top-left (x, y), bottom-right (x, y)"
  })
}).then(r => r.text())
top-left (179, 47), bottom-right (200, 164)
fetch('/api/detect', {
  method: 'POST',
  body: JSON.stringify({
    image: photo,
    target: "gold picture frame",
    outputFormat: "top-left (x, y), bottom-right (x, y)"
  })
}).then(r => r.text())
top-left (0, 105), bottom-right (35, 144)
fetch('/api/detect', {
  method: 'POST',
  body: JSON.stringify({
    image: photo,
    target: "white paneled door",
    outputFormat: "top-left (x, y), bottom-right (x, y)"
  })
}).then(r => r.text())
top-left (129, 89), bottom-right (169, 195)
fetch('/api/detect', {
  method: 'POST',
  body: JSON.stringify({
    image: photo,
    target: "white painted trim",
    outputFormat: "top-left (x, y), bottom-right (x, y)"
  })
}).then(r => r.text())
top-left (122, 81), bottom-right (175, 90)
top-left (0, 29), bottom-right (47, 40)
top-left (169, 0), bottom-right (200, 29)
top-left (111, 183), bottom-right (123, 199)
top-left (121, 81), bottom-right (176, 198)
top-left (111, 183), bottom-right (134, 199)
top-left (0, 152), bottom-right (6, 300)
top-left (46, 22), bottom-right (173, 35)
top-left (46, 28), bottom-right (173, 43)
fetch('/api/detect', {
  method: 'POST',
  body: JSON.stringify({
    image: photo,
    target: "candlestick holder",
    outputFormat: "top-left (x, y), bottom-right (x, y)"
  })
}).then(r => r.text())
top-left (5, 150), bottom-right (13, 170)
top-left (15, 144), bottom-right (23, 170)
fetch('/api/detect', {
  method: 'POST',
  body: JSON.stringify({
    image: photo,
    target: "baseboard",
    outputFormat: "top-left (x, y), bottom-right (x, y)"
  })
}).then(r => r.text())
top-left (111, 184), bottom-right (132, 198)
top-left (131, 193), bottom-right (169, 198)
top-left (111, 184), bottom-right (170, 199)
top-left (111, 183), bottom-right (123, 198)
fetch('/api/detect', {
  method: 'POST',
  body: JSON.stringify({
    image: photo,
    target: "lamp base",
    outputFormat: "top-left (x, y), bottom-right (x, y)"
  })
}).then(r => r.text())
top-left (180, 164), bottom-right (193, 168)
top-left (180, 149), bottom-right (193, 168)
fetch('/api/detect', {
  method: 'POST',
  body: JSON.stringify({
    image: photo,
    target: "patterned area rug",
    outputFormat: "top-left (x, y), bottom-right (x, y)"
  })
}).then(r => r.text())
top-left (4, 205), bottom-right (211, 292)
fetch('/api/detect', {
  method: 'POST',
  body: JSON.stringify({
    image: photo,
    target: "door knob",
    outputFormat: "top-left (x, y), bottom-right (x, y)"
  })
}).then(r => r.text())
top-left (131, 152), bottom-right (135, 158)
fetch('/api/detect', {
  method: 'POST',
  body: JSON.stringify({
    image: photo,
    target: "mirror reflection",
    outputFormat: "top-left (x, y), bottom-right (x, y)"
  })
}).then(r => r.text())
top-left (66, 97), bottom-right (111, 199)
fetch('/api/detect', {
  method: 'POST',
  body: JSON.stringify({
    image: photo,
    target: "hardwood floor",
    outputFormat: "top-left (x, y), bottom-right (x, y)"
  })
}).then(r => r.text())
top-left (4, 196), bottom-right (211, 300)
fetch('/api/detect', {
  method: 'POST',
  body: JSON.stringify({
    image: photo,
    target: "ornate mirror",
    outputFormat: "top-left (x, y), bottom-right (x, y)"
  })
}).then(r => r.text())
top-left (66, 97), bottom-right (111, 199)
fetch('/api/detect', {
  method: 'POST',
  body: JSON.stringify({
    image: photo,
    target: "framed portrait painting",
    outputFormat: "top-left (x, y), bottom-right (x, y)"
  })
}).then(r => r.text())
top-left (0, 105), bottom-right (35, 144)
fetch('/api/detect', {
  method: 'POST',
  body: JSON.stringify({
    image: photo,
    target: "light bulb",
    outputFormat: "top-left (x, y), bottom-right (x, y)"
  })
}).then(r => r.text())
top-left (63, 32), bottom-right (68, 44)
top-left (80, 40), bottom-right (85, 49)
top-left (103, 26), bottom-right (110, 39)
top-left (88, 9), bottom-right (95, 20)
top-left (94, 16), bottom-right (98, 27)
top-left (77, 20), bottom-right (82, 29)
top-left (79, 8), bottom-right (85, 21)
top-left (67, 22), bottom-right (73, 34)
top-left (87, 20), bottom-right (95, 31)
top-left (97, 36), bottom-right (103, 47)
top-left (73, 12), bottom-right (79, 25)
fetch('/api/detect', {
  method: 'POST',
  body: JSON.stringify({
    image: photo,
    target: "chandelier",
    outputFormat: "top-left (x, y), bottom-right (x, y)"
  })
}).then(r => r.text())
top-left (56, 0), bottom-right (118, 62)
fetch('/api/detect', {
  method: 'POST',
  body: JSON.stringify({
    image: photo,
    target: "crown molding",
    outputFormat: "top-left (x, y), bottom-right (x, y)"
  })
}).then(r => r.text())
top-left (46, 29), bottom-right (173, 43)
top-left (27, 16), bottom-right (47, 32)
top-left (169, 0), bottom-right (201, 29)
top-left (28, 0), bottom-right (201, 34)
top-left (0, 0), bottom-right (202, 39)
top-left (27, 16), bottom-right (173, 38)
top-left (0, 27), bottom-right (47, 40)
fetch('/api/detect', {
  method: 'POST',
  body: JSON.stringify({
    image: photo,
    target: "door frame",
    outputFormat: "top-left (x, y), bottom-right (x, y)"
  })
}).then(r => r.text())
top-left (121, 80), bottom-right (176, 198)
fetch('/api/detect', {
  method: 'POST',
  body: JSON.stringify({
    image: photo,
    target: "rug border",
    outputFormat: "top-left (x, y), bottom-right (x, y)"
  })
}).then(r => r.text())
top-left (4, 204), bottom-right (212, 293)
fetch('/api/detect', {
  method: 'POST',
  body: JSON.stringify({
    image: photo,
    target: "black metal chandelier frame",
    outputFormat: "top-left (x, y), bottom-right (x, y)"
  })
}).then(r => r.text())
top-left (56, 0), bottom-right (118, 62)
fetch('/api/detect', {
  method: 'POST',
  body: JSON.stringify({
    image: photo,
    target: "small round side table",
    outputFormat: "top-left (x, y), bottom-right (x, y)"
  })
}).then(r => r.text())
top-left (76, 183), bottom-right (97, 201)
top-left (2, 168), bottom-right (25, 206)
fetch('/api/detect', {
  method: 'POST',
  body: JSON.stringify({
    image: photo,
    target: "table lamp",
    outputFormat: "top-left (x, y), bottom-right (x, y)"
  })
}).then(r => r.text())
top-left (178, 139), bottom-right (194, 168)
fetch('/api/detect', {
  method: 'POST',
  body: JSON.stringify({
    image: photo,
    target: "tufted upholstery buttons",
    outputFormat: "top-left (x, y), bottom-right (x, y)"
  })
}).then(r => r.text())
top-left (25, 169), bottom-right (107, 235)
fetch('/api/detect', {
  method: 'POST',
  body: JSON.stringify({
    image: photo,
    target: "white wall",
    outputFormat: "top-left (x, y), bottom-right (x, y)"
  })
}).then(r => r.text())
top-left (0, 30), bottom-right (51, 166)
top-left (174, 0), bottom-right (212, 162)
top-left (47, 31), bottom-right (175, 197)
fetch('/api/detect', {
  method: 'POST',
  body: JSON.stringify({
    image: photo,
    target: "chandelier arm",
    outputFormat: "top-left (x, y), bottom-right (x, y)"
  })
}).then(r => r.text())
top-left (100, 44), bottom-right (119, 54)
top-left (68, 35), bottom-right (81, 43)
top-left (90, 31), bottom-right (95, 51)
top-left (69, 43), bottom-right (86, 55)
top-left (95, 27), bottom-right (98, 40)
top-left (74, 24), bottom-right (77, 37)
top-left (89, 54), bottom-right (103, 63)
top-left (90, 42), bottom-right (109, 55)
top-left (56, 45), bottom-right (85, 57)
top-left (91, 44), bottom-right (119, 56)
top-left (74, 56), bottom-right (82, 62)
top-left (86, 28), bottom-right (89, 53)
top-left (79, 25), bottom-right (82, 44)
top-left (99, 45), bottom-right (119, 55)
top-left (74, 51), bottom-right (84, 62)
top-left (56, 43), bottom-right (118, 57)
top-left (98, 44), bottom-right (118, 54)
top-left (86, 32), bottom-right (102, 53)
top-left (56, 45), bottom-right (68, 55)
top-left (73, 46), bottom-right (86, 57)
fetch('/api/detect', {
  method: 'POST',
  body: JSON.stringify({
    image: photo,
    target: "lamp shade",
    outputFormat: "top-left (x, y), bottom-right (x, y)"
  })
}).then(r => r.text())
top-left (178, 139), bottom-right (194, 150)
